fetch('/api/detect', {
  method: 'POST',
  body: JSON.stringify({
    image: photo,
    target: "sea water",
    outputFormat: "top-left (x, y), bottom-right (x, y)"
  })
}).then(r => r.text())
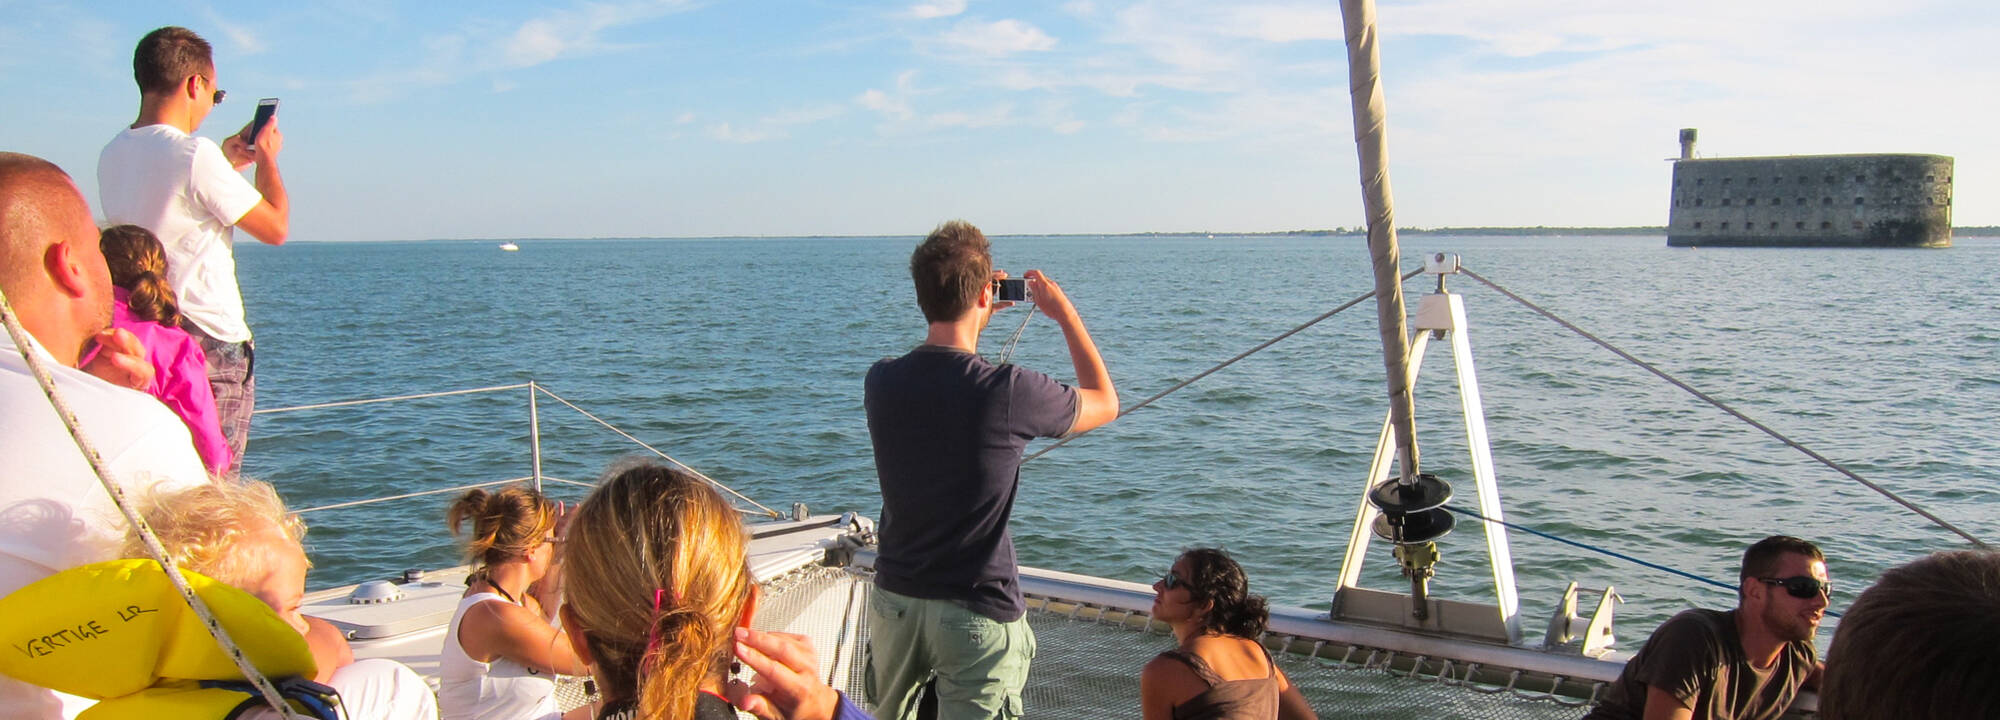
top-left (238, 234), bottom-right (2000, 641)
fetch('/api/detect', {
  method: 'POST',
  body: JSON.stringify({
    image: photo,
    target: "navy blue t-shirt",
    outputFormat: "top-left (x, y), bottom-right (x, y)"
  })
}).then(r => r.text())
top-left (864, 345), bottom-right (1080, 622)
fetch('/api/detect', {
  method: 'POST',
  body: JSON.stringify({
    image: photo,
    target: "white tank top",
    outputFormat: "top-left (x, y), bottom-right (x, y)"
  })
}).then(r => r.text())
top-left (438, 592), bottom-right (560, 720)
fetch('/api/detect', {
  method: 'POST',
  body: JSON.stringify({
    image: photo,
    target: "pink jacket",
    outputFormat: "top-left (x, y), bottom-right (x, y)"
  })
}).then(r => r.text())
top-left (113, 288), bottom-right (231, 476)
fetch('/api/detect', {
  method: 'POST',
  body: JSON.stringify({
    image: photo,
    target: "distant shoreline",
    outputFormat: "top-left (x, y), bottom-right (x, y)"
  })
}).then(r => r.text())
top-left (291, 226), bottom-right (2000, 243)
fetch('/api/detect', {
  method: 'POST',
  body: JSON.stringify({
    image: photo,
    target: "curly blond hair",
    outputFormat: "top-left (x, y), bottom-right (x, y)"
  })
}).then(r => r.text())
top-left (127, 479), bottom-right (308, 585)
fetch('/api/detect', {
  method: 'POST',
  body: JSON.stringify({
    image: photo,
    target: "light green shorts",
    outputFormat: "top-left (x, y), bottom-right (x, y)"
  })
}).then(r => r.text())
top-left (865, 587), bottom-right (1036, 720)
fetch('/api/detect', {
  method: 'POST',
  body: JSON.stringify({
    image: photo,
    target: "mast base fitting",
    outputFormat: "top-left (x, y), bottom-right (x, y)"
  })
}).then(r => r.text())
top-left (1372, 506), bottom-right (1456, 544)
top-left (1368, 473), bottom-right (1452, 514)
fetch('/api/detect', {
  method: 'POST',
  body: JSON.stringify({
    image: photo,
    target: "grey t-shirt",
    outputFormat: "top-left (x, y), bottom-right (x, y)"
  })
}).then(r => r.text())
top-left (1584, 609), bottom-right (1815, 720)
top-left (864, 345), bottom-right (1079, 622)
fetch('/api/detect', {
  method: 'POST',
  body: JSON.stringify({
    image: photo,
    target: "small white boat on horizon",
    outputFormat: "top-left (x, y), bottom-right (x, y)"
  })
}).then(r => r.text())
top-left (498, 242), bottom-right (519, 251)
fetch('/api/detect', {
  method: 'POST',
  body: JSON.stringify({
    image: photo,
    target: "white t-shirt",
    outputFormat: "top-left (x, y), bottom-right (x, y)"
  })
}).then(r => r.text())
top-left (98, 124), bottom-right (264, 343)
top-left (439, 592), bottom-right (560, 720)
top-left (0, 332), bottom-right (210, 717)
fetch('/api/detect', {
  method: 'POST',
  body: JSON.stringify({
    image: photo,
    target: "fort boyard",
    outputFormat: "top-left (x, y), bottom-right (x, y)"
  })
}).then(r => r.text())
top-left (1667, 128), bottom-right (1953, 248)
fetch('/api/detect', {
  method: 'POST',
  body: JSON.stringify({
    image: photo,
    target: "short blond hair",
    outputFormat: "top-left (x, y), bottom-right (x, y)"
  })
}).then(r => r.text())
top-left (128, 479), bottom-right (307, 585)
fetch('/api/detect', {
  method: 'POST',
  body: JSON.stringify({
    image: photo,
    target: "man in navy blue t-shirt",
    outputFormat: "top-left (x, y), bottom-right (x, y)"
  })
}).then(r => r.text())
top-left (864, 220), bottom-right (1119, 720)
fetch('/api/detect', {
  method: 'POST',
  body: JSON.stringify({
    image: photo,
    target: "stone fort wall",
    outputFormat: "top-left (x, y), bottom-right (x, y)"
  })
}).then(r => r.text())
top-left (1667, 154), bottom-right (1953, 247)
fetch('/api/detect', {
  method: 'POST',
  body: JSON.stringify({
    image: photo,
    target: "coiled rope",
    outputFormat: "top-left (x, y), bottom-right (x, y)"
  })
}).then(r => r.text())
top-left (1459, 267), bottom-right (1986, 550)
top-left (0, 287), bottom-right (302, 718)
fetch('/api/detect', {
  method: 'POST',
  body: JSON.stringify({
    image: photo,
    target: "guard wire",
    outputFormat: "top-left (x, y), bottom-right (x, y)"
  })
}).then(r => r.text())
top-left (1023, 269), bottom-right (1423, 464)
top-left (1459, 267), bottom-right (1987, 550)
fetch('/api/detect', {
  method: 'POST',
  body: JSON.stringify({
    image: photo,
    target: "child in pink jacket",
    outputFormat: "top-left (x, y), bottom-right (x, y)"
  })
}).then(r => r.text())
top-left (100, 225), bottom-right (232, 476)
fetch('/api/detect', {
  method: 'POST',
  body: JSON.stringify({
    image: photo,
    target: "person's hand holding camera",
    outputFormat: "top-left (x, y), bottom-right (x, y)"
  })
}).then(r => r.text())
top-left (1023, 269), bottom-right (1076, 323)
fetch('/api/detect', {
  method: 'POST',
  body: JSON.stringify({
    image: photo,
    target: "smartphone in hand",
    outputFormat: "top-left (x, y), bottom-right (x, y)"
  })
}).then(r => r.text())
top-left (245, 98), bottom-right (279, 148)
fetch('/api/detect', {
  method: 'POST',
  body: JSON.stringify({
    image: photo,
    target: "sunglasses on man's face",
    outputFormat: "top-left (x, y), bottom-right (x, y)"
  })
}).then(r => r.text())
top-left (1759, 575), bottom-right (1831, 599)
top-left (1160, 569), bottom-right (1185, 591)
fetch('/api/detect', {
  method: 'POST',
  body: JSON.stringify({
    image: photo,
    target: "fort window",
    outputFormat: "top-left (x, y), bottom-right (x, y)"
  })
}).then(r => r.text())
top-left (1796, 221), bottom-right (1806, 230)
top-left (1721, 198), bottom-right (1732, 206)
top-left (1720, 222), bottom-right (1730, 230)
top-left (1852, 221), bottom-right (1863, 230)
top-left (1696, 178), bottom-right (1705, 186)
top-left (1854, 197), bottom-right (1864, 206)
top-left (1695, 198), bottom-right (1704, 206)
top-left (1745, 198), bottom-right (1755, 206)
top-left (1821, 221), bottom-right (1833, 230)
top-left (1822, 197), bottom-right (1832, 205)
top-left (1722, 178), bottom-right (1732, 186)
top-left (1824, 175), bottom-right (1835, 183)
top-left (1798, 175), bottom-right (1809, 183)
top-left (1769, 222), bottom-right (1779, 229)
top-left (1693, 222), bottom-right (1703, 229)
top-left (1855, 175), bottom-right (1865, 183)
top-left (1796, 198), bottom-right (1807, 206)
top-left (1748, 177), bottom-right (1759, 186)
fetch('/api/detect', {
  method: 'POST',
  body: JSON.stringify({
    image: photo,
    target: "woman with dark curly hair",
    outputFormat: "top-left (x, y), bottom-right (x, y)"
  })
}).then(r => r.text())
top-left (1141, 548), bottom-right (1317, 720)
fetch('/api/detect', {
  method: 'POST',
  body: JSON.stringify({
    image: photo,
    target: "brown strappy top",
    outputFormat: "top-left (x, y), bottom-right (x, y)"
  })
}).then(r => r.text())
top-left (1156, 644), bottom-right (1282, 720)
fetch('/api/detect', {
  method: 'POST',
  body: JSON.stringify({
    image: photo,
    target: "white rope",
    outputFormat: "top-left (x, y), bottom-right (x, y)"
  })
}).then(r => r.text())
top-left (530, 385), bottom-right (782, 518)
top-left (0, 287), bottom-right (302, 718)
top-left (293, 477), bottom-right (534, 514)
top-left (254, 383), bottom-right (531, 415)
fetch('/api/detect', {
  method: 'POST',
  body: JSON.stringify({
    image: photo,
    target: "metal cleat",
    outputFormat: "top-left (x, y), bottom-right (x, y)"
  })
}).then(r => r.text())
top-left (1544, 582), bottom-right (1621, 658)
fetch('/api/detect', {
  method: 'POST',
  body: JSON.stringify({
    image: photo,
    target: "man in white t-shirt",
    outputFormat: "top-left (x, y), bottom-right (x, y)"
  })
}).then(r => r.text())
top-left (0, 152), bottom-right (211, 719)
top-left (99, 25), bottom-right (290, 477)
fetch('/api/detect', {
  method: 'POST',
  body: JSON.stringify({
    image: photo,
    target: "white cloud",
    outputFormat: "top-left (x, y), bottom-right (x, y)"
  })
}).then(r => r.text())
top-left (706, 104), bottom-right (848, 143)
top-left (909, 0), bottom-right (968, 19)
top-left (675, 111), bottom-right (696, 124)
top-left (497, 0), bottom-right (696, 69)
top-left (857, 70), bottom-right (920, 120)
top-left (1218, 5), bottom-right (1343, 43)
top-left (941, 19), bottom-right (1057, 56)
top-left (207, 16), bottom-right (267, 55)
top-left (708, 123), bottom-right (775, 143)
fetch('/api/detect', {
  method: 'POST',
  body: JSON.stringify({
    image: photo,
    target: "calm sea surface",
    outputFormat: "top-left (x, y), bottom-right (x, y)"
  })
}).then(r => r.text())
top-left (238, 234), bottom-right (2000, 644)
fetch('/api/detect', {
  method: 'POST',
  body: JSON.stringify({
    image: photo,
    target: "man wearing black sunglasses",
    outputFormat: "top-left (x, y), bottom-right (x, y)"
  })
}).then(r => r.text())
top-left (1583, 535), bottom-right (1829, 720)
top-left (99, 25), bottom-right (293, 477)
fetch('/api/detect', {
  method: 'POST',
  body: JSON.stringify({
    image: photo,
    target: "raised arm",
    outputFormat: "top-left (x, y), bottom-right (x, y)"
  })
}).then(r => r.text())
top-left (1024, 269), bottom-right (1117, 433)
top-left (222, 119), bottom-right (288, 245)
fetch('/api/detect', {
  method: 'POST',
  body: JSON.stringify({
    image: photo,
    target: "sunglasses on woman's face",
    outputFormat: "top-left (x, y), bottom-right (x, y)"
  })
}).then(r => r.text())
top-left (1160, 569), bottom-right (1185, 590)
top-left (1759, 575), bottom-right (1831, 599)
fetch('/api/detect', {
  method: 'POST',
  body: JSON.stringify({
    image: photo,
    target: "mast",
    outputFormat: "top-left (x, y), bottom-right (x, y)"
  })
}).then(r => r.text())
top-left (1340, 0), bottom-right (1418, 484)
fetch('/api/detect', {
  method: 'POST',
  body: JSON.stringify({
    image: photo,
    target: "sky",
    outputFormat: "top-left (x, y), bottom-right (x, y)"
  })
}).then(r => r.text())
top-left (2, 0), bottom-right (1994, 242)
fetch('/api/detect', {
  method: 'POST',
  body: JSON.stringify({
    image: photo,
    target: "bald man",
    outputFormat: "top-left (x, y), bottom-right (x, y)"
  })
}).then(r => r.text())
top-left (0, 152), bottom-right (209, 718)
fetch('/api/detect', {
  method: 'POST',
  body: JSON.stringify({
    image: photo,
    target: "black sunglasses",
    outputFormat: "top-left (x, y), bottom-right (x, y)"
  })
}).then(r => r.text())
top-left (213, 88), bottom-right (226, 105)
top-left (1160, 569), bottom-right (1185, 590)
top-left (1759, 576), bottom-right (1831, 599)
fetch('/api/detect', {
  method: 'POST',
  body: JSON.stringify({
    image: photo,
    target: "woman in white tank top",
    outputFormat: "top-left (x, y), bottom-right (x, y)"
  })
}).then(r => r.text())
top-left (439, 485), bottom-right (584, 720)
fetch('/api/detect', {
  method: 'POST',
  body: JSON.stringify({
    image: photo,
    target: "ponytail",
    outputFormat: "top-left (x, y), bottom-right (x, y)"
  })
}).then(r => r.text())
top-left (99, 225), bottom-right (183, 326)
top-left (446, 485), bottom-right (554, 568)
top-left (562, 461), bottom-right (752, 718)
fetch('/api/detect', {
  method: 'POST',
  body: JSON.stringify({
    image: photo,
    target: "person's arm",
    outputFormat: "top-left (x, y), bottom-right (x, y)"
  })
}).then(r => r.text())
top-left (1274, 666), bottom-right (1318, 720)
top-left (457, 598), bottom-right (586, 675)
top-left (1642, 685), bottom-right (1695, 720)
top-left (1803, 660), bottom-right (1824, 690)
top-left (1023, 269), bottom-right (1117, 433)
top-left (302, 616), bottom-right (353, 684)
top-left (79, 328), bottom-right (153, 391)
top-left (222, 120), bottom-right (288, 245)
top-left (1138, 655), bottom-right (1187, 720)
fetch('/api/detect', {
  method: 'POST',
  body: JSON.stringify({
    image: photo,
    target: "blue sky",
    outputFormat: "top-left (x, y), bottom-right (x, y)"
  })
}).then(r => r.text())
top-left (3, 0), bottom-right (1993, 242)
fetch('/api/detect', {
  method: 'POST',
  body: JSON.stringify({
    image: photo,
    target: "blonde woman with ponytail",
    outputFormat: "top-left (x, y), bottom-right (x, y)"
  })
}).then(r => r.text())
top-left (442, 484), bottom-right (584, 720)
top-left (559, 461), bottom-right (873, 720)
top-left (99, 224), bottom-right (231, 476)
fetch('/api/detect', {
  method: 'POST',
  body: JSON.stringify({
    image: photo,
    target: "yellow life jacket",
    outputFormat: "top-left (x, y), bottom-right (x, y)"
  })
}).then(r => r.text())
top-left (0, 559), bottom-right (334, 719)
